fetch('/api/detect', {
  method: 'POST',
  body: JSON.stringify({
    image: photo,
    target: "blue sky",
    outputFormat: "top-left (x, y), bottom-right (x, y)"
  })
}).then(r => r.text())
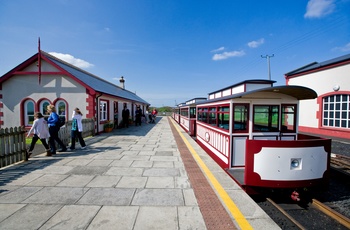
top-left (0, 0), bottom-right (349, 107)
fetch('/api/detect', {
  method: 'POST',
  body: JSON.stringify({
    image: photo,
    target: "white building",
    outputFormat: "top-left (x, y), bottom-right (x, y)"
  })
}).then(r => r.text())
top-left (285, 53), bottom-right (350, 140)
top-left (0, 50), bottom-right (149, 133)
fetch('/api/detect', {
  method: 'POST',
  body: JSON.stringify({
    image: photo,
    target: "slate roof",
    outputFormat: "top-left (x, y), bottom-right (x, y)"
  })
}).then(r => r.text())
top-left (44, 52), bottom-right (149, 105)
top-left (285, 53), bottom-right (350, 76)
top-left (0, 51), bottom-right (149, 105)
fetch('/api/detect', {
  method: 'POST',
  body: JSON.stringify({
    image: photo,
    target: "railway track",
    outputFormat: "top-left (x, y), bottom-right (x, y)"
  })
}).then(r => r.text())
top-left (331, 154), bottom-right (350, 176)
top-left (261, 197), bottom-right (350, 229)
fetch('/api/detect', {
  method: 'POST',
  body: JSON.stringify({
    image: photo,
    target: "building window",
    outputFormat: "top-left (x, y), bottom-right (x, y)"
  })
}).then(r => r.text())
top-left (100, 100), bottom-right (108, 121)
top-left (39, 100), bottom-right (50, 117)
top-left (56, 100), bottom-right (67, 116)
top-left (24, 100), bottom-right (35, 126)
top-left (253, 105), bottom-right (279, 132)
top-left (323, 94), bottom-right (350, 128)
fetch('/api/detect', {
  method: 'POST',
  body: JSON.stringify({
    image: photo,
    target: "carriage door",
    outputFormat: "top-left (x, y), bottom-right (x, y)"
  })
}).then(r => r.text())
top-left (231, 104), bottom-right (249, 167)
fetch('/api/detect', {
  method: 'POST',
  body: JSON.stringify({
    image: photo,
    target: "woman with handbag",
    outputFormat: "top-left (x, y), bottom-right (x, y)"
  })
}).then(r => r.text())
top-left (68, 108), bottom-right (86, 150)
top-left (47, 104), bottom-right (67, 154)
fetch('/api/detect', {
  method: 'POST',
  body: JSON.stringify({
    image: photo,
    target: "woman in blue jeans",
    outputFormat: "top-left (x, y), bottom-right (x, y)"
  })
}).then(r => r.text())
top-left (47, 104), bottom-right (67, 154)
top-left (68, 108), bottom-right (86, 150)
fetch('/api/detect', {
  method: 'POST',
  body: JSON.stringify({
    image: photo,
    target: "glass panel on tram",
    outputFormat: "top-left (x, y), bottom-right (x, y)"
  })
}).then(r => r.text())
top-left (190, 107), bottom-right (196, 118)
top-left (233, 104), bottom-right (248, 132)
top-left (253, 105), bottom-right (279, 132)
top-left (281, 105), bottom-right (296, 132)
top-left (208, 107), bottom-right (216, 126)
top-left (218, 106), bottom-right (229, 130)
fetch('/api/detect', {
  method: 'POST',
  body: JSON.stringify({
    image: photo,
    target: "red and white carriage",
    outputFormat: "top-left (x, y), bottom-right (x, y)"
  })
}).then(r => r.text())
top-left (178, 98), bottom-right (206, 136)
top-left (194, 79), bottom-right (331, 194)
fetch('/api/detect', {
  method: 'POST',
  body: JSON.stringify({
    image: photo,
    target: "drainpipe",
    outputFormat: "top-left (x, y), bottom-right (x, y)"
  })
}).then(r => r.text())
top-left (96, 93), bottom-right (103, 134)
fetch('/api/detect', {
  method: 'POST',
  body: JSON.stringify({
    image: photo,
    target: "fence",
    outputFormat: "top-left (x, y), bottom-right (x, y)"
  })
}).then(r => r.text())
top-left (0, 119), bottom-right (95, 168)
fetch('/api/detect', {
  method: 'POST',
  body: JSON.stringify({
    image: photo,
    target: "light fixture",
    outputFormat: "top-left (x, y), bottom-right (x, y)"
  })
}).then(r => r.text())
top-left (290, 158), bottom-right (301, 170)
top-left (333, 85), bottom-right (340, 91)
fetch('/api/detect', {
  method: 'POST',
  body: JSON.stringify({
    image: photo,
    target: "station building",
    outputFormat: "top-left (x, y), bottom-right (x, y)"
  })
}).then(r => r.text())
top-left (0, 50), bottom-right (149, 133)
top-left (285, 53), bottom-right (350, 141)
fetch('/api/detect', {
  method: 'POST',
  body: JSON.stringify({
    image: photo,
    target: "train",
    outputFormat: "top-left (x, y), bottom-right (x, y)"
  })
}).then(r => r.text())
top-left (173, 79), bottom-right (331, 199)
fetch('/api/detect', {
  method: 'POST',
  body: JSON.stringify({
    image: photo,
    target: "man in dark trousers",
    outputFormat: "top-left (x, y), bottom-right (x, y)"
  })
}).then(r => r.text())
top-left (135, 106), bottom-right (142, 126)
top-left (122, 105), bottom-right (130, 128)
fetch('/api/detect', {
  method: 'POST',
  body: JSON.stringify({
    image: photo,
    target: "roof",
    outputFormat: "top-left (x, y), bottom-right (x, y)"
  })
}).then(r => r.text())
top-left (285, 53), bottom-right (350, 76)
top-left (208, 79), bottom-right (276, 95)
top-left (197, 85), bottom-right (317, 105)
top-left (0, 51), bottom-right (149, 105)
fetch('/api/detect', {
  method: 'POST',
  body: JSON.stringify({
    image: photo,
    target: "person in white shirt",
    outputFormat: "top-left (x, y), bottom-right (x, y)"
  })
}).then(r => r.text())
top-left (27, 112), bottom-right (51, 157)
top-left (68, 108), bottom-right (86, 150)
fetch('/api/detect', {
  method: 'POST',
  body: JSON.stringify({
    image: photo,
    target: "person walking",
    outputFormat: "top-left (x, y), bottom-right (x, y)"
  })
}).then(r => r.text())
top-left (68, 108), bottom-right (87, 150)
top-left (122, 105), bottom-right (130, 128)
top-left (47, 104), bottom-right (67, 154)
top-left (26, 112), bottom-right (51, 157)
top-left (135, 106), bottom-right (142, 126)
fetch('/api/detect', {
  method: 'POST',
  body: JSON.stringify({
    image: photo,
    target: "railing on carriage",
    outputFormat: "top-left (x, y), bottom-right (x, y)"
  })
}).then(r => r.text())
top-left (0, 119), bottom-right (95, 169)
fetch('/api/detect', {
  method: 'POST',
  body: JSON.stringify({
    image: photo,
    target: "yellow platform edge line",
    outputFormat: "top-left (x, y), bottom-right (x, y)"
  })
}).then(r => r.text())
top-left (169, 118), bottom-right (253, 230)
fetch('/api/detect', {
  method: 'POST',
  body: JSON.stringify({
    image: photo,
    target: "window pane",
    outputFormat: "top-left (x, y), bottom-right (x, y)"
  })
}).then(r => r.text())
top-left (281, 105), bottom-right (296, 132)
top-left (253, 105), bottom-right (279, 132)
top-left (26, 101), bottom-right (35, 126)
top-left (233, 105), bottom-right (248, 131)
top-left (57, 101), bottom-right (66, 116)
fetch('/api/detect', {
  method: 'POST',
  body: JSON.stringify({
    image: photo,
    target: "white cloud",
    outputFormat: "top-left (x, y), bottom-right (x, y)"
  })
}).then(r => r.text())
top-left (49, 52), bottom-right (94, 69)
top-left (211, 47), bottom-right (225, 52)
top-left (247, 38), bottom-right (265, 48)
top-left (304, 0), bottom-right (335, 18)
top-left (212, 50), bottom-right (245, 61)
top-left (332, 42), bottom-right (350, 52)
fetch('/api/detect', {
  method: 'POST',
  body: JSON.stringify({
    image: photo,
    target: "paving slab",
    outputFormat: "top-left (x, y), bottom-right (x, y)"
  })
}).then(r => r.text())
top-left (0, 116), bottom-right (280, 229)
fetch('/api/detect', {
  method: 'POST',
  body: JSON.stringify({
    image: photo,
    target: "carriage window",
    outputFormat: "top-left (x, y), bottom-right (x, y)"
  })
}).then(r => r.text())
top-left (24, 100), bottom-right (35, 126)
top-left (233, 104), bottom-right (248, 132)
top-left (199, 108), bottom-right (208, 122)
top-left (180, 108), bottom-right (188, 117)
top-left (218, 106), bottom-right (229, 130)
top-left (281, 104), bottom-right (296, 132)
top-left (189, 107), bottom-right (196, 118)
top-left (208, 107), bottom-right (216, 126)
top-left (253, 105), bottom-right (279, 132)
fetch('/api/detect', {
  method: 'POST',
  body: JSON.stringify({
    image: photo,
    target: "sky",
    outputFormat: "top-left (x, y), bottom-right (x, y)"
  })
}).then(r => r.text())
top-left (0, 0), bottom-right (349, 107)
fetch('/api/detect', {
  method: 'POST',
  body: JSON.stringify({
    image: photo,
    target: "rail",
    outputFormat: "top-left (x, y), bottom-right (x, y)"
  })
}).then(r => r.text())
top-left (0, 118), bottom-right (95, 168)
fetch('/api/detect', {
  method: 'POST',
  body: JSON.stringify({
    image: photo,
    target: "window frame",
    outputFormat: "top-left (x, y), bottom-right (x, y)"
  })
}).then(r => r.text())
top-left (323, 94), bottom-right (350, 129)
top-left (253, 104), bottom-right (279, 132)
top-left (232, 103), bottom-right (249, 133)
top-left (100, 100), bottom-right (108, 121)
top-left (24, 100), bottom-right (35, 126)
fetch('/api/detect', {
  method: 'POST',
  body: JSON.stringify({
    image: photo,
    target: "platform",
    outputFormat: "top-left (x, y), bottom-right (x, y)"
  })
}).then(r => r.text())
top-left (0, 116), bottom-right (280, 229)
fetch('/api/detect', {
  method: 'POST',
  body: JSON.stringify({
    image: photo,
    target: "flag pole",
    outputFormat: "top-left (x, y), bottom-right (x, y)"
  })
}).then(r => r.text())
top-left (38, 37), bottom-right (41, 85)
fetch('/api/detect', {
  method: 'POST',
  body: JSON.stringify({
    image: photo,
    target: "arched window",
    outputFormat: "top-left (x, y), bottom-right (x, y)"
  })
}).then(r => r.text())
top-left (56, 100), bottom-right (67, 119)
top-left (39, 100), bottom-right (50, 117)
top-left (24, 100), bottom-right (35, 126)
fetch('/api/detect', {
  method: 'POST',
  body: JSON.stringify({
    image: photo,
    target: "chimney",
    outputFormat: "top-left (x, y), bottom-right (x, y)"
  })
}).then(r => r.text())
top-left (120, 76), bottom-right (125, 89)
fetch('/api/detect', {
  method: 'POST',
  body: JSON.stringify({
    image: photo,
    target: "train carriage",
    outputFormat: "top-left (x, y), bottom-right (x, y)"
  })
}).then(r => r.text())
top-left (195, 79), bottom-right (331, 194)
top-left (178, 98), bottom-right (206, 136)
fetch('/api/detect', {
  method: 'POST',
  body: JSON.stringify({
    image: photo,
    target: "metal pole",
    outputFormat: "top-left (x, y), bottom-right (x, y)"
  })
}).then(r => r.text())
top-left (261, 54), bottom-right (274, 80)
